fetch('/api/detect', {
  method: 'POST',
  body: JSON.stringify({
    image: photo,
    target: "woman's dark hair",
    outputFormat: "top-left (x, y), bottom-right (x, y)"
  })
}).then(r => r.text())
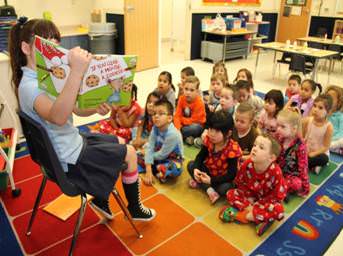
top-left (159, 71), bottom-right (175, 91)
top-left (181, 66), bottom-right (195, 76)
top-left (264, 89), bottom-right (285, 117)
top-left (142, 91), bottom-right (164, 132)
top-left (207, 110), bottom-right (234, 136)
top-left (314, 94), bottom-right (333, 113)
top-left (8, 18), bottom-right (61, 96)
top-left (302, 79), bottom-right (322, 95)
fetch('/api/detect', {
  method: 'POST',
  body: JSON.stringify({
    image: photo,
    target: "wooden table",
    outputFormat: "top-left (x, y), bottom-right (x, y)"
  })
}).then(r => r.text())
top-left (254, 42), bottom-right (339, 83)
top-left (297, 36), bottom-right (343, 47)
top-left (202, 29), bottom-right (256, 61)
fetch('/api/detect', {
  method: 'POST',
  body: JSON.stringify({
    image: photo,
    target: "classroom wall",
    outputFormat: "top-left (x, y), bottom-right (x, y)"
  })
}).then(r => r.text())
top-left (161, 0), bottom-right (173, 40)
top-left (311, 0), bottom-right (343, 17)
top-left (92, 0), bottom-right (124, 15)
top-left (11, 0), bottom-right (93, 26)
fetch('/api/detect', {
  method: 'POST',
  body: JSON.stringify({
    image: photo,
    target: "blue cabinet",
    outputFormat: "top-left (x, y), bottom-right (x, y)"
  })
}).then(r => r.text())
top-left (258, 22), bottom-right (270, 42)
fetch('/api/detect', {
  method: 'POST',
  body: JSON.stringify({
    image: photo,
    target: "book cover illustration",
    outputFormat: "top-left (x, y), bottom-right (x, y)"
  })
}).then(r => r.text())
top-left (34, 36), bottom-right (137, 109)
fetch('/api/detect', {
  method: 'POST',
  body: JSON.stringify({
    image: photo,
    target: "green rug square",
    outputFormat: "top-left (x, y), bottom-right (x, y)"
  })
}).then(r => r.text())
top-left (309, 162), bottom-right (337, 185)
top-left (283, 184), bottom-right (317, 214)
top-left (184, 145), bottom-right (199, 160)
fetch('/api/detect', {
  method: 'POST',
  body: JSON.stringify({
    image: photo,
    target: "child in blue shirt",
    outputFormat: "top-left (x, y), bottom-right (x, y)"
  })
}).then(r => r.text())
top-left (9, 18), bottom-right (155, 221)
top-left (138, 99), bottom-right (183, 185)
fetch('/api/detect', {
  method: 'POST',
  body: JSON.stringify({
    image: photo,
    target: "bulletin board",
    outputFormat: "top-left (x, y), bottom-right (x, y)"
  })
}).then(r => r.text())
top-left (203, 0), bottom-right (261, 5)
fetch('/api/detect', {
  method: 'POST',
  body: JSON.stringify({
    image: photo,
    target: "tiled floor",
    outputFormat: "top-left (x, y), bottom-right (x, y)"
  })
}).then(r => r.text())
top-left (72, 42), bottom-right (343, 255)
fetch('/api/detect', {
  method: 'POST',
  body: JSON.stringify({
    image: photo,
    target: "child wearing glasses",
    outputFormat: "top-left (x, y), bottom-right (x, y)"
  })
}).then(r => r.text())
top-left (138, 99), bottom-right (184, 185)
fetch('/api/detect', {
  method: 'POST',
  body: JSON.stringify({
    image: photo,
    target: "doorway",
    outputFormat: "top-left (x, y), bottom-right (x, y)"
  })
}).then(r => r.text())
top-left (277, 0), bottom-right (312, 43)
top-left (124, 0), bottom-right (159, 71)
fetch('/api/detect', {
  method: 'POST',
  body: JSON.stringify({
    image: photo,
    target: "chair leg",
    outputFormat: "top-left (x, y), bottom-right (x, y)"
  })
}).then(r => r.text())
top-left (112, 189), bottom-right (143, 239)
top-left (26, 175), bottom-right (47, 235)
top-left (68, 193), bottom-right (87, 256)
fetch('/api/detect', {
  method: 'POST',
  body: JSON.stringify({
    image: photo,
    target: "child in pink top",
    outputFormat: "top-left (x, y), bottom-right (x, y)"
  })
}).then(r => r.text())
top-left (285, 79), bottom-right (321, 117)
top-left (258, 89), bottom-right (284, 137)
top-left (303, 94), bottom-right (333, 174)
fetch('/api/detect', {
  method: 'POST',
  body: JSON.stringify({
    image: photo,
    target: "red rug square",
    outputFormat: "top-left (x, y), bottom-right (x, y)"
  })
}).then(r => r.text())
top-left (0, 175), bottom-right (61, 217)
top-left (36, 224), bottom-right (131, 256)
top-left (13, 206), bottom-right (100, 254)
top-left (12, 156), bottom-right (41, 183)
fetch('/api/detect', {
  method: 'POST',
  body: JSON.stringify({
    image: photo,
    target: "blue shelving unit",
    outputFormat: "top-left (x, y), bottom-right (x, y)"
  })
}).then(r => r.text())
top-left (0, 16), bottom-right (16, 52)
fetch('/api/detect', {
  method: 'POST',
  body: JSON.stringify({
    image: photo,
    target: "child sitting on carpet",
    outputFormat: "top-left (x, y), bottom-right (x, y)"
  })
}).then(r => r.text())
top-left (233, 68), bottom-right (254, 91)
top-left (326, 85), bottom-right (343, 155)
top-left (303, 94), bottom-right (333, 174)
top-left (258, 89), bottom-right (284, 138)
top-left (207, 74), bottom-right (226, 113)
top-left (276, 109), bottom-right (310, 198)
top-left (212, 61), bottom-right (229, 83)
top-left (236, 80), bottom-right (264, 118)
top-left (187, 110), bottom-right (242, 204)
top-left (174, 76), bottom-right (206, 144)
top-left (138, 99), bottom-right (183, 185)
top-left (194, 85), bottom-right (238, 148)
top-left (219, 134), bottom-right (286, 236)
top-left (10, 18), bottom-right (155, 221)
top-left (131, 91), bottom-right (161, 150)
top-left (232, 102), bottom-right (259, 161)
top-left (285, 79), bottom-right (321, 117)
top-left (95, 84), bottom-right (143, 142)
top-left (202, 62), bottom-right (228, 107)
top-left (155, 71), bottom-right (176, 110)
top-left (285, 74), bottom-right (301, 101)
top-left (177, 66), bottom-right (195, 99)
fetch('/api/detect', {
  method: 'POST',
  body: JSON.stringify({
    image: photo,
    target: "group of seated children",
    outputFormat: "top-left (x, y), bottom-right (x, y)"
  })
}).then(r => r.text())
top-left (91, 61), bottom-right (343, 236)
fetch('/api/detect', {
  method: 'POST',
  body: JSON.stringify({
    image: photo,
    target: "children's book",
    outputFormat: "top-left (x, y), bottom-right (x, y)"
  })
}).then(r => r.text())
top-left (34, 36), bottom-right (137, 109)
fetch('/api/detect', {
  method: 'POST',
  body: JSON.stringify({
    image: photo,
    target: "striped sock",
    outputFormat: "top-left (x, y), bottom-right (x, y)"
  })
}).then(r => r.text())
top-left (122, 169), bottom-right (139, 184)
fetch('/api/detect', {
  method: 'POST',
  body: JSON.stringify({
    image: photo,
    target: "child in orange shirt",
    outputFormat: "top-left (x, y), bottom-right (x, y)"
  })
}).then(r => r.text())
top-left (174, 76), bottom-right (206, 144)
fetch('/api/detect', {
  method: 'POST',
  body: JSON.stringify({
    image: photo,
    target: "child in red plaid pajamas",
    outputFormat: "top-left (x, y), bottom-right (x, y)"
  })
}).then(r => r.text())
top-left (219, 134), bottom-right (287, 236)
top-left (276, 109), bottom-right (309, 197)
top-left (91, 84), bottom-right (143, 142)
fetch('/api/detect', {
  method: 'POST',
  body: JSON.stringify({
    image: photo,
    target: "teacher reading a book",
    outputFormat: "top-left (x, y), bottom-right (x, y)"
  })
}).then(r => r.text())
top-left (8, 17), bottom-right (156, 221)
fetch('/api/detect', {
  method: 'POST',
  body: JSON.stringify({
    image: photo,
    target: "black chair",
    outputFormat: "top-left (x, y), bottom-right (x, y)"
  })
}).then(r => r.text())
top-left (18, 111), bottom-right (142, 256)
top-left (275, 52), bottom-right (292, 77)
top-left (327, 44), bottom-right (342, 72)
top-left (289, 54), bottom-right (313, 77)
top-left (308, 41), bottom-right (325, 50)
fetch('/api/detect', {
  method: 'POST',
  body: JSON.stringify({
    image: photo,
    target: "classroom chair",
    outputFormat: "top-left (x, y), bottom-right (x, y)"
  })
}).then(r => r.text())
top-left (289, 54), bottom-right (315, 79)
top-left (18, 111), bottom-right (142, 256)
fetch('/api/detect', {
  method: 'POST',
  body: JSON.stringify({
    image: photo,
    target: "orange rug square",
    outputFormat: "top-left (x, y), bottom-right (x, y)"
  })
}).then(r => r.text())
top-left (109, 179), bottom-right (158, 214)
top-left (108, 194), bottom-right (194, 255)
top-left (147, 222), bottom-right (243, 256)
